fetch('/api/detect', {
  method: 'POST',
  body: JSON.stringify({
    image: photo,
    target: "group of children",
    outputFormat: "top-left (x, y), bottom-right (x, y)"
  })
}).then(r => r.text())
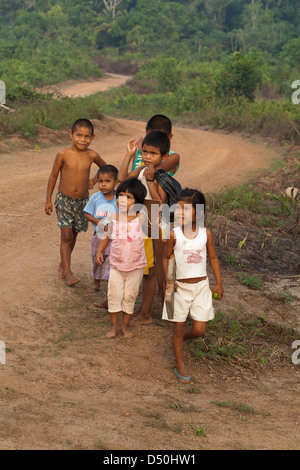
top-left (45, 115), bottom-right (224, 386)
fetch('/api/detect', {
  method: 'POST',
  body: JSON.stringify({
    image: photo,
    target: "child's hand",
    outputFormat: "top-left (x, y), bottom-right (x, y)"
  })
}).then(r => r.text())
top-left (88, 179), bottom-right (94, 189)
top-left (212, 285), bottom-right (224, 300)
top-left (45, 201), bottom-right (53, 215)
top-left (144, 164), bottom-right (155, 182)
top-left (127, 138), bottom-right (137, 157)
top-left (137, 136), bottom-right (143, 151)
top-left (96, 252), bottom-right (104, 266)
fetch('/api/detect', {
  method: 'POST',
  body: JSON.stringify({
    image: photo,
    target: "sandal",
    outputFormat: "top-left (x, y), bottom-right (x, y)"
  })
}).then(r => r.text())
top-left (174, 367), bottom-right (192, 386)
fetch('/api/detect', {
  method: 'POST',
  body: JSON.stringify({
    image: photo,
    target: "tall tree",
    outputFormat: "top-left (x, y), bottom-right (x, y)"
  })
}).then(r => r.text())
top-left (102, 0), bottom-right (122, 18)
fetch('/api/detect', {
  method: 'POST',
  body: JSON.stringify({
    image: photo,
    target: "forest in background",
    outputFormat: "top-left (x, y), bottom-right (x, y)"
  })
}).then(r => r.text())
top-left (0, 0), bottom-right (300, 143)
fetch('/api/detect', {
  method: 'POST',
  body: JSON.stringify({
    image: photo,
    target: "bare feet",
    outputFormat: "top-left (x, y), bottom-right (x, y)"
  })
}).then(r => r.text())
top-left (106, 326), bottom-right (117, 338)
top-left (94, 299), bottom-right (108, 309)
top-left (122, 326), bottom-right (133, 338)
top-left (58, 263), bottom-right (65, 279)
top-left (64, 273), bottom-right (81, 286)
top-left (130, 314), bottom-right (152, 326)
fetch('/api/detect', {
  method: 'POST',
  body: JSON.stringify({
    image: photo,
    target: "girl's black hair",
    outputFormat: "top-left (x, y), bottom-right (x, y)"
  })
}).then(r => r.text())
top-left (177, 188), bottom-right (206, 218)
top-left (142, 130), bottom-right (170, 157)
top-left (116, 177), bottom-right (147, 205)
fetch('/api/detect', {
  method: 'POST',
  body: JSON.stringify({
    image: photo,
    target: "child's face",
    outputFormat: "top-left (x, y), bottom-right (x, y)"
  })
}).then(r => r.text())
top-left (117, 190), bottom-right (136, 214)
top-left (141, 144), bottom-right (163, 168)
top-left (97, 172), bottom-right (117, 196)
top-left (70, 125), bottom-right (95, 150)
top-left (175, 200), bottom-right (196, 227)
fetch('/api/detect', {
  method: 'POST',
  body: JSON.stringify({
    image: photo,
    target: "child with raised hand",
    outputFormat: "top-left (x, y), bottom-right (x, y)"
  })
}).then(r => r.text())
top-left (132, 114), bottom-right (180, 177)
top-left (45, 118), bottom-right (106, 287)
top-left (83, 165), bottom-right (119, 303)
top-left (96, 178), bottom-right (149, 338)
top-left (117, 131), bottom-right (169, 325)
top-left (162, 188), bottom-right (224, 386)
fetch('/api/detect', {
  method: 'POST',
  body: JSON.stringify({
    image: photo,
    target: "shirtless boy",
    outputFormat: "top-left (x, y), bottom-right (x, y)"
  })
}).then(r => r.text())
top-left (45, 118), bottom-right (106, 286)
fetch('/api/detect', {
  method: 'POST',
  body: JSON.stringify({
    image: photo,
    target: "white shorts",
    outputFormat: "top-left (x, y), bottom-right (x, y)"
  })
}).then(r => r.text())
top-left (162, 278), bottom-right (215, 323)
top-left (108, 267), bottom-right (144, 314)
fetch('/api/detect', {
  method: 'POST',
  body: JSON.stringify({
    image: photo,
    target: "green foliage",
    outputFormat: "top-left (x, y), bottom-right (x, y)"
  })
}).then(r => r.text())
top-left (238, 272), bottom-right (264, 291)
top-left (216, 52), bottom-right (262, 102)
top-left (0, 0), bottom-right (299, 90)
top-left (187, 309), bottom-right (299, 368)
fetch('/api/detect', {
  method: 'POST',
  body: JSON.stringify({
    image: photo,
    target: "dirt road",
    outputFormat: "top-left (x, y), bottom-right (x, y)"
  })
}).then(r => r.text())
top-left (38, 73), bottom-right (132, 98)
top-left (0, 76), bottom-right (299, 450)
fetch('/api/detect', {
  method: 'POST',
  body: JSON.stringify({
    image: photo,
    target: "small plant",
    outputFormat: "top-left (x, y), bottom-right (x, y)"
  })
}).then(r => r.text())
top-left (238, 272), bottom-right (264, 290)
top-left (165, 402), bottom-right (199, 413)
top-left (225, 252), bottom-right (238, 264)
top-left (279, 291), bottom-right (293, 303)
top-left (212, 400), bottom-right (270, 416)
top-left (188, 423), bottom-right (207, 437)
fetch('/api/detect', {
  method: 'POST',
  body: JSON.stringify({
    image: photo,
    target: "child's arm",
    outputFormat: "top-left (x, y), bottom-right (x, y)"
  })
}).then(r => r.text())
top-left (161, 152), bottom-right (180, 174)
top-left (83, 212), bottom-right (100, 226)
top-left (118, 139), bottom-right (141, 182)
top-left (145, 165), bottom-right (167, 204)
top-left (45, 152), bottom-right (63, 215)
top-left (162, 230), bottom-right (175, 289)
top-left (95, 222), bottom-right (112, 265)
top-left (89, 153), bottom-right (107, 188)
top-left (206, 229), bottom-right (224, 300)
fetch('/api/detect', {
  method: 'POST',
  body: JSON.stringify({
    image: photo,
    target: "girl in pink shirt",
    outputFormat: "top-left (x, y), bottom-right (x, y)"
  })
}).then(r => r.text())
top-left (96, 178), bottom-right (148, 338)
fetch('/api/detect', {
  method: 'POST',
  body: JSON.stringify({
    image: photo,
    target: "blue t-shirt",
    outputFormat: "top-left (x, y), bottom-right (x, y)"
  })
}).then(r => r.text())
top-left (83, 192), bottom-right (118, 233)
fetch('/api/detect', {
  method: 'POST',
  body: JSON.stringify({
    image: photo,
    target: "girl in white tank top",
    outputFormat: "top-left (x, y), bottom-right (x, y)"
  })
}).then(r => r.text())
top-left (162, 188), bottom-right (224, 386)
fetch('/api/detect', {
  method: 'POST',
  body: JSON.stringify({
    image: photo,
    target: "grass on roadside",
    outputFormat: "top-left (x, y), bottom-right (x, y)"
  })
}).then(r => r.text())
top-left (186, 309), bottom-right (300, 370)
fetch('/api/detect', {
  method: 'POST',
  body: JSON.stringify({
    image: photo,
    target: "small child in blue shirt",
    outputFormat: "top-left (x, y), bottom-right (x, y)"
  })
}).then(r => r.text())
top-left (84, 165), bottom-right (119, 303)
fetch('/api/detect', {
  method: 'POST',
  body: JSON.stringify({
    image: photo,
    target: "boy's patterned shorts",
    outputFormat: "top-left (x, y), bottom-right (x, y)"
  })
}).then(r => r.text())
top-left (54, 190), bottom-right (89, 232)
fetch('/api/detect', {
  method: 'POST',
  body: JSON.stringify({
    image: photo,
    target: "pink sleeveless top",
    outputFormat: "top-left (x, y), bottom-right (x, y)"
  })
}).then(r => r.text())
top-left (109, 217), bottom-right (147, 272)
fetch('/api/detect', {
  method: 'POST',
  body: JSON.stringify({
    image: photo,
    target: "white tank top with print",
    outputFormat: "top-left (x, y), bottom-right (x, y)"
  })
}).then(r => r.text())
top-left (173, 226), bottom-right (207, 279)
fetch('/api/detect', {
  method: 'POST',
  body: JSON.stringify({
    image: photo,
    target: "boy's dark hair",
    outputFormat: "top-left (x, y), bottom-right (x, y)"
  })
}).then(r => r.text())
top-left (97, 164), bottom-right (118, 180)
top-left (142, 131), bottom-right (170, 157)
top-left (71, 119), bottom-right (94, 135)
top-left (177, 188), bottom-right (206, 216)
top-left (116, 177), bottom-right (147, 205)
top-left (146, 115), bottom-right (172, 135)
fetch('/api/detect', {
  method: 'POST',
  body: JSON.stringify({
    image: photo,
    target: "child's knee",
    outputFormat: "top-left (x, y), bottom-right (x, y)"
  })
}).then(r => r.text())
top-left (61, 228), bottom-right (75, 243)
top-left (192, 322), bottom-right (206, 337)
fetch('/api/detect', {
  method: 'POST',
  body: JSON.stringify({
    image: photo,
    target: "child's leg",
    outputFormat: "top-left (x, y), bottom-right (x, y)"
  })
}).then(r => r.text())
top-left (172, 320), bottom-right (206, 385)
top-left (184, 320), bottom-right (206, 341)
top-left (121, 313), bottom-right (132, 338)
top-left (131, 273), bottom-right (156, 324)
top-left (172, 322), bottom-right (190, 384)
top-left (60, 228), bottom-right (80, 286)
top-left (106, 312), bottom-right (119, 338)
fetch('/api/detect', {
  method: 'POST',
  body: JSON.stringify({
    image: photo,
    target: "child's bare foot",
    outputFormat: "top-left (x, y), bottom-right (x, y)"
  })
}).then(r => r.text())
top-left (58, 263), bottom-right (65, 279)
top-left (132, 306), bottom-right (141, 318)
top-left (64, 273), bottom-right (80, 286)
top-left (88, 287), bottom-right (100, 292)
top-left (106, 326), bottom-right (117, 338)
top-left (130, 313), bottom-right (152, 326)
top-left (94, 299), bottom-right (108, 309)
top-left (88, 280), bottom-right (100, 292)
top-left (122, 326), bottom-right (133, 338)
